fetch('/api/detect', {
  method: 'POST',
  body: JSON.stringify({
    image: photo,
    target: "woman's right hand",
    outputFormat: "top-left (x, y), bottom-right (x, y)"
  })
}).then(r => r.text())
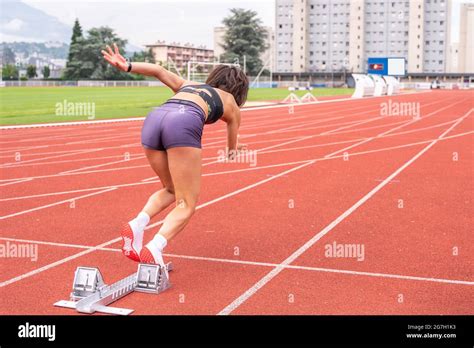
top-left (101, 43), bottom-right (129, 72)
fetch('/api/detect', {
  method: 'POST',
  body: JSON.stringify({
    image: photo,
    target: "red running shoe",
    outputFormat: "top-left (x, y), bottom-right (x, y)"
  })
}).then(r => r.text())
top-left (121, 223), bottom-right (140, 262)
top-left (139, 246), bottom-right (169, 279)
top-left (139, 246), bottom-right (156, 264)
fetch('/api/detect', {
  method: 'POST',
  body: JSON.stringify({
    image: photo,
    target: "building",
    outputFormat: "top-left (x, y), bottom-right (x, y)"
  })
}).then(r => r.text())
top-left (275, 0), bottom-right (453, 74)
top-left (145, 41), bottom-right (214, 71)
top-left (214, 26), bottom-right (275, 71)
top-left (457, 3), bottom-right (474, 73)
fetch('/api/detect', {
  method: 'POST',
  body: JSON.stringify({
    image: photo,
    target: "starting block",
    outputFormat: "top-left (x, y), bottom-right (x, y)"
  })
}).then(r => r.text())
top-left (54, 262), bottom-right (173, 315)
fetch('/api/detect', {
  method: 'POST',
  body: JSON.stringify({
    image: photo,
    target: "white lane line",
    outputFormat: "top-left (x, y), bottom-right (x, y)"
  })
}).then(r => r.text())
top-left (263, 96), bottom-right (458, 136)
top-left (0, 148), bottom-right (104, 168)
top-left (217, 108), bottom-right (473, 315)
top-left (0, 187), bottom-right (117, 220)
top-left (63, 99), bottom-right (398, 179)
top-left (0, 160), bottom-right (315, 288)
top-left (140, 135), bottom-right (314, 182)
top-left (58, 154), bottom-right (144, 174)
top-left (0, 178), bottom-right (33, 187)
top-left (140, 103), bottom-right (407, 183)
top-left (0, 237), bottom-right (472, 286)
top-left (0, 98), bottom-right (464, 287)
top-left (0, 92), bottom-right (446, 171)
top-left (2, 127), bottom-right (471, 202)
top-left (2, 112), bottom-right (459, 173)
top-left (320, 116), bottom-right (384, 135)
top-left (145, 160), bottom-right (316, 230)
top-left (0, 160), bottom-right (300, 202)
top-left (324, 98), bottom-right (468, 158)
top-left (244, 94), bottom-right (446, 133)
top-left (0, 145), bottom-right (49, 155)
top-left (0, 120), bottom-right (473, 193)
top-left (0, 153), bottom-right (141, 169)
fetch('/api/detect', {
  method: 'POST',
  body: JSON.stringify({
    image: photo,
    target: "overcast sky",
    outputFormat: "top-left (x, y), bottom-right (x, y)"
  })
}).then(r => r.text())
top-left (21, 0), bottom-right (275, 48)
top-left (17, 0), bottom-right (474, 48)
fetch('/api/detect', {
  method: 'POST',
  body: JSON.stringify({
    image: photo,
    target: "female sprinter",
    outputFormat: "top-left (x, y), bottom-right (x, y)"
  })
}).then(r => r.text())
top-left (101, 44), bottom-right (249, 268)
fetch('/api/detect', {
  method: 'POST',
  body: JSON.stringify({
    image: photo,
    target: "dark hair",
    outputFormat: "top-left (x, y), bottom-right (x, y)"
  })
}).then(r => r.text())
top-left (206, 65), bottom-right (249, 106)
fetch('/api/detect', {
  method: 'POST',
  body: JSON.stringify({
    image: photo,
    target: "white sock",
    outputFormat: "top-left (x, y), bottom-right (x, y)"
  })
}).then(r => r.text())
top-left (145, 234), bottom-right (167, 266)
top-left (128, 212), bottom-right (150, 252)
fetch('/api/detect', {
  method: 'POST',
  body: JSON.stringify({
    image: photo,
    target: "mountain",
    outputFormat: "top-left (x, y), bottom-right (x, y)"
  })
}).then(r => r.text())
top-left (126, 43), bottom-right (145, 53)
top-left (0, 0), bottom-right (71, 43)
top-left (1, 41), bottom-right (69, 60)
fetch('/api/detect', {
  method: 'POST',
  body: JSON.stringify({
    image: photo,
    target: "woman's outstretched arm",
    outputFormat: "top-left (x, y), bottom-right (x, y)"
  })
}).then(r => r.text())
top-left (101, 43), bottom-right (186, 92)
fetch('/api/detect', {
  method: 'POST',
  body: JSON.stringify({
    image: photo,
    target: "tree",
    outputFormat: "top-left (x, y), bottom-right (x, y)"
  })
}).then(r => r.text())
top-left (82, 26), bottom-right (130, 80)
top-left (64, 19), bottom-right (84, 79)
top-left (220, 8), bottom-right (267, 75)
top-left (63, 22), bottom-right (131, 80)
top-left (1, 46), bottom-right (16, 65)
top-left (42, 65), bottom-right (51, 79)
top-left (131, 49), bottom-right (155, 63)
top-left (26, 65), bottom-right (37, 78)
top-left (2, 64), bottom-right (18, 80)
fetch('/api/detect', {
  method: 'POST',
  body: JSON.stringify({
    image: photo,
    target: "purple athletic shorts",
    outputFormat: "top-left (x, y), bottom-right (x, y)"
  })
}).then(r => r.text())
top-left (141, 99), bottom-right (206, 151)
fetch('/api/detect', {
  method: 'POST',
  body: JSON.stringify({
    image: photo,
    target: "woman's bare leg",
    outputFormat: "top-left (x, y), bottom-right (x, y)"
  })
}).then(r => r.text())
top-left (140, 147), bottom-right (201, 264)
top-left (141, 148), bottom-right (176, 217)
top-left (121, 147), bottom-right (175, 260)
top-left (157, 147), bottom-right (201, 240)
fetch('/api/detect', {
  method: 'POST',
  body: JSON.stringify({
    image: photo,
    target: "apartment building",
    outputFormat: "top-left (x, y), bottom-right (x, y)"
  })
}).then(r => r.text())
top-left (457, 3), bottom-right (474, 73)
top-left (145, 41), bottom-right (214, 71)
top-left (275, 0), bottom-right (453, 73)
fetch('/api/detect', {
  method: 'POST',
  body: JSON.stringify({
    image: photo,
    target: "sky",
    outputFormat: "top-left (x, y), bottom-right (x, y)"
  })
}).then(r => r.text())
top-left (20, 0), bottom-right (276, 48)
top-left (6, 0), bottom-right (474, 47)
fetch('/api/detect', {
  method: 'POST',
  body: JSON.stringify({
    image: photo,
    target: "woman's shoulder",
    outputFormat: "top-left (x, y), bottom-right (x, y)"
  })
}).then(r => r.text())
top-left (213, 87), bottom-right (234, 105)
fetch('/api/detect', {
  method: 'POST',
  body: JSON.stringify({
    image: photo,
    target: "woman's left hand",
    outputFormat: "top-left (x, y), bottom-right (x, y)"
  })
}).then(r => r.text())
top-left (101, 43), bottom-right (128, 72)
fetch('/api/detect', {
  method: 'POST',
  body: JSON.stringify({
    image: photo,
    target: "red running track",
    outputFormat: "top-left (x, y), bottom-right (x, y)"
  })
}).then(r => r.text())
top-left (0, 90), bottom-right (473, 315)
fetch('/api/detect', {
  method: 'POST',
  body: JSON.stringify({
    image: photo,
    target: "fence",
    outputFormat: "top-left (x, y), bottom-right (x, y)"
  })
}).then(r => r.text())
top-left (1, 80), bottom-right (166, 87)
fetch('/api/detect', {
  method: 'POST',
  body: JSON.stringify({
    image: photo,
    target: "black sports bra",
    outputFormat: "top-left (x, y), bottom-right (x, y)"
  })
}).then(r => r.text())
top-left (177, 84), bottom-right (224, 124)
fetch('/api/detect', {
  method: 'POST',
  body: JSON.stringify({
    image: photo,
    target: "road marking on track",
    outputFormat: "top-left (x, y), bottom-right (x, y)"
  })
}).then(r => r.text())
top-left (0, 148), bottom-right (105, 168)
top-left (0, 160), bottom-right (315, 288)
top-left (1, 237), bottom-right (472, 287)
top-left (0, 161), bottom-right (301, 201)
top-left (0, 178), bottom-right (33, 187)
top-left (0, 93), bottom-right (451, 177)
top-left (2, 114), bottom-right (464, 172)
top-left (324, 98), bottom-right (468, 158)
top-left (217, 108), bottom-right (473, 315)
top-left (0, 96), bottom-right (466, 290)
top-left (2, 129), bottom-right (471, 203)
top-left (58, 154), bottom-right (145, 174)
top-left (0, 187), bottom-right (117, 220)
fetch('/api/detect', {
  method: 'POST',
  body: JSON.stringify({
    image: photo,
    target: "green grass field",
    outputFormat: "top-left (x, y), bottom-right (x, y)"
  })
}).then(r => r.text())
top-left (0, 87), bottom-right (353, 125)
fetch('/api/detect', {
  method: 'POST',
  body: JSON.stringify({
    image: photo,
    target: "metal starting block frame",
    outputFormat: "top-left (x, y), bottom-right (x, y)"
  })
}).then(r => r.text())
top-left (54, 262), bottom-right (173, 315)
